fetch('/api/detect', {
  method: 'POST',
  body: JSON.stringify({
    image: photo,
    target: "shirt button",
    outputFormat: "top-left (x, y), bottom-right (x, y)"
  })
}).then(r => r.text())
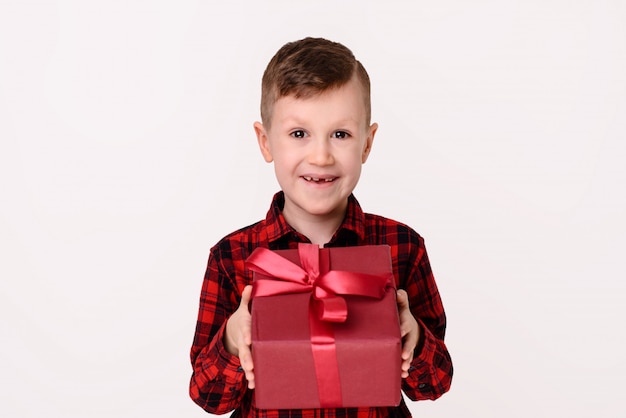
top-left (237, 366), bottom-right (244, 372)
top-left (418, 383), bottom-right (427, 389)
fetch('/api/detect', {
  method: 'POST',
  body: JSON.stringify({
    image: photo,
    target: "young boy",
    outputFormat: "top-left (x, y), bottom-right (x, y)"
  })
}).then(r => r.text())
top-left (190, 37), bottom-right (452, 417)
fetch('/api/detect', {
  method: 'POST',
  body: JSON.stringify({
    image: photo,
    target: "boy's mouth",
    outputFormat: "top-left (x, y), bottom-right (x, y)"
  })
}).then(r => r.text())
top-left (302, 176), bottom-right (337, 183)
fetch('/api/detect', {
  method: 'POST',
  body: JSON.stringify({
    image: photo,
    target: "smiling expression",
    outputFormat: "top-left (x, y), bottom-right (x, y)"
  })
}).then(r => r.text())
top-left (255, 75), bottom-right (377, 228)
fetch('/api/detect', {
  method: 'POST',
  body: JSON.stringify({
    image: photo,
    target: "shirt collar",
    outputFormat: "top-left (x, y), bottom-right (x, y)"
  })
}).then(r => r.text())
top-left (264, 191), bottom-right (366, 244)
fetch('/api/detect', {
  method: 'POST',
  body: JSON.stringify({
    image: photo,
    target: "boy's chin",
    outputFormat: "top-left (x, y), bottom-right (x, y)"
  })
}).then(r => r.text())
top-left (300, 201), bottom-right (348, 218)
top-left (285, 196), bottom-right (347, 217)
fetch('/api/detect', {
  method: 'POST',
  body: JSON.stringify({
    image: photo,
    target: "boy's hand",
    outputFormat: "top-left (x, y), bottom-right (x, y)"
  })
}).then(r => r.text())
top-left (397, 289), bottom-right (420, 378)
top-left (225, 285), bottom-right (255, 389)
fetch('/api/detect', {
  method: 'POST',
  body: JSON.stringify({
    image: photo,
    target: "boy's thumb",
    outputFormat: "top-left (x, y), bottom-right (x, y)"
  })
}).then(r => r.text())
top-left (240, 285), bottom-right (253, 306)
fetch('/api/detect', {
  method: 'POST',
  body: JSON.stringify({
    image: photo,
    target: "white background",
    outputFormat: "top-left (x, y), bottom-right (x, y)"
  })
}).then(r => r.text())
top-left (1, 1), bottom-right (625, 417)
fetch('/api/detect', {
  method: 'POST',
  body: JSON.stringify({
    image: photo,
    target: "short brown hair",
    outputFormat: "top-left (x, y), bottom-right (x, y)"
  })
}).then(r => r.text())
top-left (260, 37), bottom-right (371, 127)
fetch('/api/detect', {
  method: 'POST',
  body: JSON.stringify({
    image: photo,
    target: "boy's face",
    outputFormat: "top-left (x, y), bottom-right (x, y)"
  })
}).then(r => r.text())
top-left (255, 76), bottom-right (377, 225)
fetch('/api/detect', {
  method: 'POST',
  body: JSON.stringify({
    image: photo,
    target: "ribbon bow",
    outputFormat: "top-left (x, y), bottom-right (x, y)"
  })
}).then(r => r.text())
top-left (247, 243), bottom-right (391, 322)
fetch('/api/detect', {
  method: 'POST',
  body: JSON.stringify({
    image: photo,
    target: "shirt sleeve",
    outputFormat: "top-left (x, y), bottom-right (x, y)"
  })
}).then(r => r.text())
top-left (400, 236), bottom-right (453, 401)
top-left (189, 246), bottom-right (248, 414)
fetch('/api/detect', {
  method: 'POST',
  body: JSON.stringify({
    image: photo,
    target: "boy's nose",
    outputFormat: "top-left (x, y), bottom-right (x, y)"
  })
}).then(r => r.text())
top-left (307, 138), bottom-right (334, 166)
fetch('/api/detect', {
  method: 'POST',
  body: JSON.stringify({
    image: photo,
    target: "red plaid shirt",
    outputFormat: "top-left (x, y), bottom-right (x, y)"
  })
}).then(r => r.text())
top-left (190, 192), bottom-right (452, 417)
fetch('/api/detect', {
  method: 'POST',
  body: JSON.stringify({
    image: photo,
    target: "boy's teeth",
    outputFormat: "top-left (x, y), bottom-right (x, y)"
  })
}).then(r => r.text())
top-left (303, 176), bottom-right (335, 182)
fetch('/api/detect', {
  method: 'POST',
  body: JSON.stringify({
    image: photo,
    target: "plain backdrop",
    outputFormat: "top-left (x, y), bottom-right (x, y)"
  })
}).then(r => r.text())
top-left (1, 1), bottom-right (625, 417)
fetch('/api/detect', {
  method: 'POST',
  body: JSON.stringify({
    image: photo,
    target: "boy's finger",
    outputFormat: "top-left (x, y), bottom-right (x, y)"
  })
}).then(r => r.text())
top-left (401, 358), bottom-right (412, 378)
top-left (399, 319), bottom-right (412, 338)
top-left (402, 356), bottom-right (412, 371)
top-left (396, 289), bottom-right (409, 308)
top-left (240, 285), bottom-right (253, 307)
top-left (402, 336), bottom-right (417, 360)
top-left (246, 371), bottom-right (255, 389)
top-left (239, 342), bottom-right (255, 388)
top-left (243, 327), bottom-right (252, 346)
top-left (240, 345), bottom-right (254, 371)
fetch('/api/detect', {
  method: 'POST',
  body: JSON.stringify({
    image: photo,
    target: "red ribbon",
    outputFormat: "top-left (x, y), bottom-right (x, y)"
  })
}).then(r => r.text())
top-left (246, 243), bottom-right (393, 408)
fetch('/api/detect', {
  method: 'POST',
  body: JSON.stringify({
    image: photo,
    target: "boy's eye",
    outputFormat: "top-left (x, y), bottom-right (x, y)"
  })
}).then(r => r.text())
top-left (332, 131), bottom-right (350, 139)
top-left (290, 130), bottom-right (307, 139)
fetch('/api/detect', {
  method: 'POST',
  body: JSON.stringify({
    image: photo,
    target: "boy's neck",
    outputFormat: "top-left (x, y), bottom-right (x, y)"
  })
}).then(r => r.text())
top-left (281, 201), bottom-right (348, 247)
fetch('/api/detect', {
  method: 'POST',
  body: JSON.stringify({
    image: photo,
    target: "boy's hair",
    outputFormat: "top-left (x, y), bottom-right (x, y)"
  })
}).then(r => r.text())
top-left (260, 37), bottom-right (371, 128)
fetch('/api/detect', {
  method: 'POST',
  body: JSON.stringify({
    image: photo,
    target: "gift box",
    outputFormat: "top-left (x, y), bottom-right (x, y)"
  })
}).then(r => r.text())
top-left (247, 244), bottom-right (401, 410)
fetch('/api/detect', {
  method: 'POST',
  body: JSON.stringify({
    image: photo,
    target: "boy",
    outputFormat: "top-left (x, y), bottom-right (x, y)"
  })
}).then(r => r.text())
top-left (190, 37), bottom-right (452, 417)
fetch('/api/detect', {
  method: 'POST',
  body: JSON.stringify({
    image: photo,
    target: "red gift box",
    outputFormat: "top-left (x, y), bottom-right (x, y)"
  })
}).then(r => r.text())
top-left (247, 244), bottom-right (401, 410)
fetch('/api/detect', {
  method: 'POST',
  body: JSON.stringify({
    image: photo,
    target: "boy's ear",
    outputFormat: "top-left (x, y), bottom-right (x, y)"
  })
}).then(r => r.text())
top-left (361, 122), bottom-right (378, 163)
top-left (254, 121), bottom-right (273, 163)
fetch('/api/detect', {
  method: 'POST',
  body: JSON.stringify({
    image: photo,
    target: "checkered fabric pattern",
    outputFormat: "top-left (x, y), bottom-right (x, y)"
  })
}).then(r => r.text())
top-left (189, 192), bottom-right (452, 417)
